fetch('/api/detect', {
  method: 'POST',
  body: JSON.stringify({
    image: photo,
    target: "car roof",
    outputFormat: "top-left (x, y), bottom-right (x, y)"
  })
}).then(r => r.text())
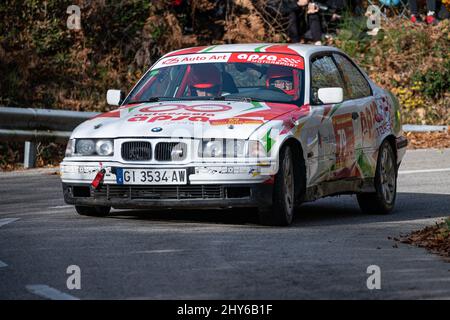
top-left (162, 43), bottom-right (342, 59)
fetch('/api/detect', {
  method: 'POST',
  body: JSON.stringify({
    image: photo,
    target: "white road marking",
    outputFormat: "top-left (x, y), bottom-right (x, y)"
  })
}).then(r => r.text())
top-left (26, 285), bottom-right (79, 300)
top-left (375, 217), bottom-right (447, 226)
top-left (48, 205), bottom-right (72, 209)
top-left (134, 249), bottom-right (184, 254)
top-left (398, 168), bottom-right (450, 175)
top-left (0, 260), bottom-right (8, 268)
top-left (0, 218), bottom-right (20, 228)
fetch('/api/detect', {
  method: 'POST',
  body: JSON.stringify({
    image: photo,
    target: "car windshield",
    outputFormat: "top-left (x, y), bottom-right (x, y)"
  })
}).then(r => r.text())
top-left (124, 52), bottom-right (305, 104)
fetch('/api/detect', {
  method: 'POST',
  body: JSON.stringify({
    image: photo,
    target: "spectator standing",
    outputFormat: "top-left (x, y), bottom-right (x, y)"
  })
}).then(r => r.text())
top-left (172, 0), bottom-right (194, 34)
top-left (409, 0), bottom-right (438, 24)
top-left (266, 0), bottom-right (323, 44)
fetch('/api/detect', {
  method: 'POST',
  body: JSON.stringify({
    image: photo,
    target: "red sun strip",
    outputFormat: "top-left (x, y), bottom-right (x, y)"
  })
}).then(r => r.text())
top-left (93, 110), bottom-right (120, 119)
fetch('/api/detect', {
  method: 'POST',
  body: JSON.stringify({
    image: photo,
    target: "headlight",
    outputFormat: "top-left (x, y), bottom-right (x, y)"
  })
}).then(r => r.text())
top-left (247, 140), bottom-right (267, 158)
top-left (65, 139), bottom-right (75, 157)
top-left (96, 140), bottom-right (114, 156)
top-left (76, 139), bottom-right (95, 156)
top-left (198, 139), bottom-right (265, 158)
top-left (201, 140), bottom-right (224, 157)
top-left (75, 139), bottom-right (114, 156)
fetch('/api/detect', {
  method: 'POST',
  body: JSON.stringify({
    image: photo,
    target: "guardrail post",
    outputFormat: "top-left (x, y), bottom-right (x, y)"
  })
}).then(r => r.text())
top-left (24, 141), bottom-right (37, 169)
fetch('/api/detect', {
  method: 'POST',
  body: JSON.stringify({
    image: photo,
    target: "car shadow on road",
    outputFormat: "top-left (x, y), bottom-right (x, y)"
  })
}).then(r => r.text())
top-left (106, 192), bottom-right (450, 227)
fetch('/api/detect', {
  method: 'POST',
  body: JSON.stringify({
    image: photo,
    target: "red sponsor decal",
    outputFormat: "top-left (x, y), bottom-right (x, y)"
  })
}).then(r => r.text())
top-left (138, 104), bottom-right (232, 113)
top-left (332, 162), bottom-right (360, 179)
top-left (239, 102), bottom-right (298, 121)
top-left (332, 113), bottom-right (355, 171)
top-left (279, 105), bottom-right (310, 134)
top-left (128, 115), bottom-right (209, 123)
top-left (160, 54), bottom-right (229, 66)
top-left (228, 53), bottom-right (304, 69)
top-left (165, 46), bottom-right (209, 57)
top-left (265, 45), bottom-right (298, 55)
top-left (93, 110), bottom-right (120, 119)
top-left (263, 176), bottom-right (275, 185)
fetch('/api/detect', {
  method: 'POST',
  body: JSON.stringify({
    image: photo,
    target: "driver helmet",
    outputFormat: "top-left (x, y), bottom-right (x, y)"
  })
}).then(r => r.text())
top-left (266, 65), bottom-right (296, 96)
top-left (188, 64), bottom-right (222, 96)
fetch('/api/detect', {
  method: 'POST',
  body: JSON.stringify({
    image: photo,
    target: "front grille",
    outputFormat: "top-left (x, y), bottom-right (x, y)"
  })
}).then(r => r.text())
top-left (121, 141), bottom-right (152, 161)
top-left (93, 185), bottom-right (250, 200)
top-left (155, 142), bottom-right (187, 161)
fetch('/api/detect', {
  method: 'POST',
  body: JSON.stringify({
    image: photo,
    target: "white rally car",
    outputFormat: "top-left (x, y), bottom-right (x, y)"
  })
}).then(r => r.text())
top-left (60, 44), bottom-right (407, 226)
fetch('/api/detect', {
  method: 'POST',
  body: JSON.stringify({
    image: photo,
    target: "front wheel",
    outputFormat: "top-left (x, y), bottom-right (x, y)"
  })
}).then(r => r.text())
top-left (75, 205), bottom-right (111, 217)
top-left (357, 140), bottom-right (397, 215)
top-left (258, 145), bottom-right (295, 226)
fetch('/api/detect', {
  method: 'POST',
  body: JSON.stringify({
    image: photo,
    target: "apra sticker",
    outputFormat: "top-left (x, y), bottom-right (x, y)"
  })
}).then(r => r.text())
top-left (229, 53), bottom-right (304, 69)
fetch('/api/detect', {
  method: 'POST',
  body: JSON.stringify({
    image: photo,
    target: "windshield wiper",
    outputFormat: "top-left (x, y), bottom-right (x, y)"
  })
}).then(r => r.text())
top-left (133, 97), bottom-right (177, 103)
top-left (212, 96), bottom-right (263, 102)
top-left (133, 96), bottom-right (264, 103)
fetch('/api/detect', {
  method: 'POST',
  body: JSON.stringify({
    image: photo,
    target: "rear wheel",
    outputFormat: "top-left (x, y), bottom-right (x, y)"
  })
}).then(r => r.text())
top-left (357, 140), bottom-right (397, 215)
top-left (75, 205), bottom-right (111, 217)
top-left (258, 146), bottom-right (295, 226)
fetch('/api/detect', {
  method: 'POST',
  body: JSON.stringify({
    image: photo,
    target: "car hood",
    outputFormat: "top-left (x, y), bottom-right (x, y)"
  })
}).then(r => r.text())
top-left (72, 100), bottom-right (299, 140)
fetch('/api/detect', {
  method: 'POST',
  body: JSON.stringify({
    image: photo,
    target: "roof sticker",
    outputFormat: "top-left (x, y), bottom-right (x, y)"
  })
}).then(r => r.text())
top-left (254, 44), bottom-right (269, 52)
top-left (265, 44), bottom-right (298, 55)
top-left (201, 45), bottom-right (218, 53)
top-left (165, 46), bottom-right (209, 57)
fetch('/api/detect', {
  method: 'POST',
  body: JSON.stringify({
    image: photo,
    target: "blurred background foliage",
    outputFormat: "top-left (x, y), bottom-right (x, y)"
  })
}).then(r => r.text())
top-left (0, 0), bottom-right (449, 169)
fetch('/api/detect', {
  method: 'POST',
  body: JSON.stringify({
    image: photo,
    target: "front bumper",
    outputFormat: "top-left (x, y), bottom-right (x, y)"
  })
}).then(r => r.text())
top-left (60, 161), bottom-right (276, 209)
top-left (62, 182), bottom-right (273, 209)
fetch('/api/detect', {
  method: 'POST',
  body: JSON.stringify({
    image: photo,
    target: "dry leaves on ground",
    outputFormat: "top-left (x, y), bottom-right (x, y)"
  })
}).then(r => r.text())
top-left (406, 131), bottom-right (450, 149)
top-left (400, 219), bottom-right (450, 261)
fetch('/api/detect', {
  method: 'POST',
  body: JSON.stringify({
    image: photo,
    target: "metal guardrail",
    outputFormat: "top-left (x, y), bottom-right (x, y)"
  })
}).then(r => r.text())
top-left (402, 124), bottom-right (449, 133)
top-left (0, 106), bottom-right (448, 169)
top-left (0, 106), bottom-right (99, 168)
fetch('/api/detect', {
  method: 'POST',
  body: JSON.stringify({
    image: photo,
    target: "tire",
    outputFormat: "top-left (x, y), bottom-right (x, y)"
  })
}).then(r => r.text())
top-left (75, 205), bottom-right (111, 217)
top-left (357, 140), bottom-right (397, 215)
top-left (258, 145), bottom-right (296, 226)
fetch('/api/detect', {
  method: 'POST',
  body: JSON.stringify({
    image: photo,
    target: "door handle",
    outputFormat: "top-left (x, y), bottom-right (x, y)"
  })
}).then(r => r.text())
top-left (352, 112), bottom-right (359, 120)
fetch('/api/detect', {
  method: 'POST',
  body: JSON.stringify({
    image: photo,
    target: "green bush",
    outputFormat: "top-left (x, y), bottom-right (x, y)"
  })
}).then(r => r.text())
top-left (412, 58), bottom-right (450, 100)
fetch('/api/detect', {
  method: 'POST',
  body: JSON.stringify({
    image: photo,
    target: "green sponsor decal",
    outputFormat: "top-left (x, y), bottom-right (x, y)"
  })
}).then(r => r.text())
top-left (128, 105), bottom-right (141, 112)
top-left (264, 128), bottom-right (274, 153)
top-left (254, 45), bottom-right (268, 52)
top-left (241, 101), bottom-right (264, 113)
top-left (328, 103), bottom-right (343, 118)
top-left (357, 150), bottom-right (375, 177)
top-left (202, 45), bottom-right (217, 53)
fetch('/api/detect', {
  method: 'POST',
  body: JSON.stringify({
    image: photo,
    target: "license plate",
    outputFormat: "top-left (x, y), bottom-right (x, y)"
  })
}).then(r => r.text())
top-left (115, 168), bottom-right (187, 185)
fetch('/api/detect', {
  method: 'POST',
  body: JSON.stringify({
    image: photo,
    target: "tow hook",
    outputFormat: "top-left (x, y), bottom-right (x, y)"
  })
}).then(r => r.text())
top-left (91, 169), bottom-right (106, 189)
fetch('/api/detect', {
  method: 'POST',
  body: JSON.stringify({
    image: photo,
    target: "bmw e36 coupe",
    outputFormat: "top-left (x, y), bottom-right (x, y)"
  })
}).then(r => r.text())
top-left (60, 44), bottom-right (407, 225)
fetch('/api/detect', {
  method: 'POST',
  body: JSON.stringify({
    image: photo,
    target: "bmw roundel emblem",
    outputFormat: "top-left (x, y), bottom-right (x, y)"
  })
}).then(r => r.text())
top-left (151, 127), bottom-right (163, 132)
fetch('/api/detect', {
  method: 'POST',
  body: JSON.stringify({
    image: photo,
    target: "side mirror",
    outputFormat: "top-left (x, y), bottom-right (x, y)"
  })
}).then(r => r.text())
top-left (317, 87), bottom-right (343, 104)
top-left (106, 89), bottom-right (123, 106)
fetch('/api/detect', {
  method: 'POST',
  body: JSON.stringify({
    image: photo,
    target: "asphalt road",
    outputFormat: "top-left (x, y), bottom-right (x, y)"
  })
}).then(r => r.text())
top-left (0, 148), bottom-right (449, 300)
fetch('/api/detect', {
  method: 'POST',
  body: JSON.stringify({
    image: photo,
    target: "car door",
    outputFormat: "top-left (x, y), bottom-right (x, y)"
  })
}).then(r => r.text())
top-left (307, 53), bottom-right (362, 184)
top-left (331, 53), bottom-right (377, 179)
top-left (305, 53), bottom-right (356, 183)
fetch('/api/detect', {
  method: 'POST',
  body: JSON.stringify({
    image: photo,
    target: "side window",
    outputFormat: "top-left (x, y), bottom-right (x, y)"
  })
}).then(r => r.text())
top-left (310, 55), bottom-right (345, 105)
top-left (333, 54), bottom-right (371, 99)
